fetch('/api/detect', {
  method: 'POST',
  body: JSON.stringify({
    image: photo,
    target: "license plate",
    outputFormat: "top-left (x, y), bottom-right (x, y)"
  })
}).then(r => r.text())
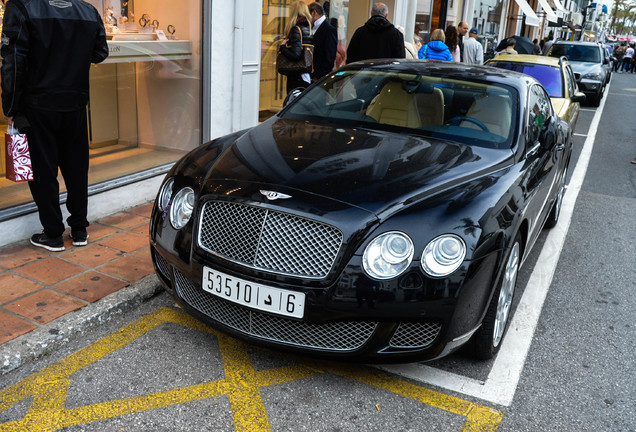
top-left (202, 266), bottom-right (305, 319)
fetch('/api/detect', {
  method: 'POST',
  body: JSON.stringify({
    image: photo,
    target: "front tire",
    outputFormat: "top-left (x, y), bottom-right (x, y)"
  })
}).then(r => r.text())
top-left (468, 234), bottom-right (521, 360)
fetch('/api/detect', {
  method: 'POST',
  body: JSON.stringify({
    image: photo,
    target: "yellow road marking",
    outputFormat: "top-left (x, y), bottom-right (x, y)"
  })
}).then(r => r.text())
top-left (0, 307), bottom-right (503, 431)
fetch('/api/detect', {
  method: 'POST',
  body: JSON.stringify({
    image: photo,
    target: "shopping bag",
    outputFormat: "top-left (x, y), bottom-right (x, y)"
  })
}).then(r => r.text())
top-left (276, 26), bottom-right (314, 75)
top-left (5, 124), bottom-right (34, 182)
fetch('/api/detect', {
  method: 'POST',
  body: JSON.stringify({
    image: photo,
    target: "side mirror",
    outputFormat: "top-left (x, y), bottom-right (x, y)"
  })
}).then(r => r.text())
top-left (283, 88), bottom-right (304, 107)
top-left (603, 57), bottom-right (609, 65)
top-left (571, 92), bottom-right (586, 103)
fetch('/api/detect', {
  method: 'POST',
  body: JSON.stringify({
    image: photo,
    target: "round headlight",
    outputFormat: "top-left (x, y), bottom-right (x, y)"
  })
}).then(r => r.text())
top-left (363, 232), bottom-right (414, 280)
top-left (421, 234), bottom-right (466, 278)
top-left (158, 178), bottom-right (174, 211)
top-left (169, 187), bottom-right (195, 229)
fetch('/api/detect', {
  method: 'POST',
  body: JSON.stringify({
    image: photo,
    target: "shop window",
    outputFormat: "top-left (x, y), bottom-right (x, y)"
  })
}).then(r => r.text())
top-left (0, 0), bottom-right (202, 212)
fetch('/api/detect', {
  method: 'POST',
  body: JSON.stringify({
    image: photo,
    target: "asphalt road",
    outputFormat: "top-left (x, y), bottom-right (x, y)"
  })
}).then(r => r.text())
top-left (0, 74), bottom-right (635, 432)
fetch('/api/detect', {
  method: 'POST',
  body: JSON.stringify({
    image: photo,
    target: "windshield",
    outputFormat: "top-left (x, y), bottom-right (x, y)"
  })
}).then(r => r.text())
top-left (549, 44), bottom-right (601, 63)
top-left (282, 70), bottom-right (518, 149)
top-left (488, 62), bottom-right (563, 98)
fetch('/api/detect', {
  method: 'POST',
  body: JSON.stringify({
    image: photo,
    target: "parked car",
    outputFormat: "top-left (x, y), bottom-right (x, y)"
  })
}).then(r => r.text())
top-left (547, 41), bottom-right (611, 106)
top-left (150, 60), bottom-right (572, 362)
top-left (485, 54), bottom-right (586, 132)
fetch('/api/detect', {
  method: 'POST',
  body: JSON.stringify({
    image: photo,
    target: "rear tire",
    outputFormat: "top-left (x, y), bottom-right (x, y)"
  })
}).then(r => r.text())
top-left (468, 234), bottom-right (521, 360)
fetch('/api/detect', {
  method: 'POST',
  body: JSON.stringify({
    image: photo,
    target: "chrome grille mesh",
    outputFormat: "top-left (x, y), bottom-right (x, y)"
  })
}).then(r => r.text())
top-left (198, 201), bottom-right (343, 278)
top-left (389, 322), bottom-right (441, 349)
top-left (174, 269), bottom-right (377, 351)
top-left (153, 249), bottom-right (172, 281)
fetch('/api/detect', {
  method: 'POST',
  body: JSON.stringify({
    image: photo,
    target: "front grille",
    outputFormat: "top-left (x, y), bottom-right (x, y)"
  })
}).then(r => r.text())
top-left (153, 249), bottom-right (172, 281)
top-left (389, 322), bottom-right (441, 349)
top-left (197, 201), bottom-right (343, 279)
top-left (174, 268), bottom-right (377, 351)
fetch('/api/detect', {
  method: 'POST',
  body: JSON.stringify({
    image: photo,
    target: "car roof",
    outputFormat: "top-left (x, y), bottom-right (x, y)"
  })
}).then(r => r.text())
top-left (553, 40), bottom-right (600, 47)
top-left (487, 54), bottom-right (563, 67)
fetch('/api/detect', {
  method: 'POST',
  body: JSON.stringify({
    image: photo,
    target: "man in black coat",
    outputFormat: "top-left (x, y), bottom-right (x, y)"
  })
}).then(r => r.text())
top-left (309, 2), bottom-right (337, 81)
top-left (346, 2), bottom-right (405, 64)
top-left (1, 0), bottom-right (108, 251)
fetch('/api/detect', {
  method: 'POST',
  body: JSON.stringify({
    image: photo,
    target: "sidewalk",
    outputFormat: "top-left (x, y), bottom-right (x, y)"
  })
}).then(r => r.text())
top-left (0, 202), bottom-right (157, 349)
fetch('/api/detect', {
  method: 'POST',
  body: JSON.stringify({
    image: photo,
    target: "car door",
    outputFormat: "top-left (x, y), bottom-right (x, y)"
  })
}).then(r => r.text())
top-left (523, 84), bottom-right (561, 244)
top-left (564, 64), bottom-right (580, 131)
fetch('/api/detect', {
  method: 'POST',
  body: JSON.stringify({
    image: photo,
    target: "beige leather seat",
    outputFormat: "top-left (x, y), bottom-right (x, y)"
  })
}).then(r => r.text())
top-left (461, 94), bottom-right (512, 137)
top-left (415, 87), bottom-right (444, 126)
top-left (366, 82), bottom-right (422, 128)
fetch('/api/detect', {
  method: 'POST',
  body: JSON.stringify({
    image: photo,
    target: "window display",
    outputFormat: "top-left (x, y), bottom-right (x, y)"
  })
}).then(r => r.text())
top-left (0, 0), bottom-right (202, 213)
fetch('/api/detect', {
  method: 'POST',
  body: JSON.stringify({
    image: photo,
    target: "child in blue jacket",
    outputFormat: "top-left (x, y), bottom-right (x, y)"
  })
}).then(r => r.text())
top-left (418, 28), bottom-right (453, 61)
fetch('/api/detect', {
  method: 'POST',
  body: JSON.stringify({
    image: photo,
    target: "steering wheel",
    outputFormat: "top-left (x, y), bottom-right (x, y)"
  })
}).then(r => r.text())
top-left (445, 116), bottom-right (490, 133)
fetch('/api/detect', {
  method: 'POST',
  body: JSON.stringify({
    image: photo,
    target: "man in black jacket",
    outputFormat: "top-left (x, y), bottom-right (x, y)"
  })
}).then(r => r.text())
top-left (309, 2), bottom-right (337, 81)
top-left (346, 2), bottom-right (405, 64)
top-left (1, 0), bottom-right (108, 251)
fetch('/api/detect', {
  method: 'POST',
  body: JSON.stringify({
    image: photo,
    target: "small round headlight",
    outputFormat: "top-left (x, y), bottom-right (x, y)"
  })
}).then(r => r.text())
top-left (421, 234), bottom-right (466, 278)
top-left (158, 178), bottom-right (174, 211)
top-left (169, 187), bottom-right (195, 229)
top-left (363, 232), bottom-right (414, 280)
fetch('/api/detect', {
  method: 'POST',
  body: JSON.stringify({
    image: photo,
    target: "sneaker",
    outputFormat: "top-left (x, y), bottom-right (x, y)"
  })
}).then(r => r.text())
top-left (31, 232), bottom-right (65, 252)
top-left (70, 229), bottom-right (89, 246)
top-left (631, 158), bottom-right (636, 164)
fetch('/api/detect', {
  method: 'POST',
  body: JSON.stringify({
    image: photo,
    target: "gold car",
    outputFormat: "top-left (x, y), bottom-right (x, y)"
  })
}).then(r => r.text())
top-left (485, 55), bottom-right (586, 132)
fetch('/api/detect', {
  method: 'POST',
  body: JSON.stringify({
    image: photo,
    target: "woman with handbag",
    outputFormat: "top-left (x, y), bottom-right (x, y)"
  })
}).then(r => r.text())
top-left (278, 1), bottom-right (314, 94)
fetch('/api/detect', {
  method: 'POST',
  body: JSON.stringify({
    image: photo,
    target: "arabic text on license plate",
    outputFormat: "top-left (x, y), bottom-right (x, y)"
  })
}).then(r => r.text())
top-left (202, 266), bottom-right (305, 319)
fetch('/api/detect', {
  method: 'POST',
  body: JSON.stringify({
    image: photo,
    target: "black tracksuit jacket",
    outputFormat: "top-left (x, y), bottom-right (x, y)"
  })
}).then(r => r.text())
top-left (1, 0), bottom-right (109, 118)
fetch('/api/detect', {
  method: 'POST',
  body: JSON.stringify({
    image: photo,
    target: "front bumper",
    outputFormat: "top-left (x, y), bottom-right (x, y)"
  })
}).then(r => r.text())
top-left (150, 238), bottom-right (499, 362)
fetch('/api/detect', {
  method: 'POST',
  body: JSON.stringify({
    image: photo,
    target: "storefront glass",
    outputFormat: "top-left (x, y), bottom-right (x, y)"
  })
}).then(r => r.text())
top-left (259, 0), bottom-right (349, 121)
top-left (0, 0), bottom-right (202, 213)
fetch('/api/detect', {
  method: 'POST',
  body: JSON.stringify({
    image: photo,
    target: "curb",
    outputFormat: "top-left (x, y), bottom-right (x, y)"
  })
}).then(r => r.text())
top-left (1, 274), bottom-right (163, 375)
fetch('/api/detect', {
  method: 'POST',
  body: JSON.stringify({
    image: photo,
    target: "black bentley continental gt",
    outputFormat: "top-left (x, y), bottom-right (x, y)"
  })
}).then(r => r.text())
top-left (150, 60), bottom-right (571, 362)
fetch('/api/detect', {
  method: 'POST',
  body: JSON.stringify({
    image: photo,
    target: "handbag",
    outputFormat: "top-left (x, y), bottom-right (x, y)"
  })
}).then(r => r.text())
top-left (277, 26), bottom-right (314, 75)
top-left (5, 123), bottom-right (34, 182)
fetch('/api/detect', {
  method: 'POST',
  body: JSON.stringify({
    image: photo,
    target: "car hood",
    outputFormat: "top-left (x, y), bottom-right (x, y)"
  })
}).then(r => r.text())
top-left (569, 61), bottom-right (602, 77)
top-left (202, 118), bottom-right (513, 217)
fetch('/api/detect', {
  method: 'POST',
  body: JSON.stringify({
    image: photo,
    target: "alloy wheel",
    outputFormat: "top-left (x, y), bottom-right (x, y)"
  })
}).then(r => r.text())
top-left (493, 241), bottom-right (520, 347)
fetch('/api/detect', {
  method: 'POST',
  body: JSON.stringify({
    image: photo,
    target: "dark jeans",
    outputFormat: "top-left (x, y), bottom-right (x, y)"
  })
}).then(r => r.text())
top-left (621, 57), bottom-right (632, 71)
top-left (24, 106), bottom-right (90, 238)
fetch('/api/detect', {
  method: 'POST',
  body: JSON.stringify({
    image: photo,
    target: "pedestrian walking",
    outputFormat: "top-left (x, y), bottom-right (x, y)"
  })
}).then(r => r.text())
top-left (621, 44), bottom-right (633, 72)
top-left (346, 2), bottom-right (405, 64)
top-left (309, 2), bottom-right (337, 81)
top-left (279, 1), bottom-right (314, 93)
top-left (457, 21), bottom-right (469, 61)
top-left (395, 25), bottom-right (418, 59)
top-left (445, 25), bottom-right (461, 62)
top-left (418, 28), bottom-right (453, 61)
top-left (532, 39), bottom-right (542, 55)
top-left (1, 0), bottom-right (108, 252)
top-left (614, 43), bottom-right (625, 72)
top-left (463, 28), bottom-right (484, 65)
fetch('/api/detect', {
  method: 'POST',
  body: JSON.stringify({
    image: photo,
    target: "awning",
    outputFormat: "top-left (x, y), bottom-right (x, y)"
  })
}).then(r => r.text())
top-left (550, 0), bottom-right (567, 12)
top-left (513, 0), bottom-right (540, 27)
top-left (537, 0), bottom-right (559, 23)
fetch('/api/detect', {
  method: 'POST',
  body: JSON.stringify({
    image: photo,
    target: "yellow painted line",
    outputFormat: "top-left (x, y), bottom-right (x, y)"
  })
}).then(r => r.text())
top-left (0, 307), bottom-right (503, 432)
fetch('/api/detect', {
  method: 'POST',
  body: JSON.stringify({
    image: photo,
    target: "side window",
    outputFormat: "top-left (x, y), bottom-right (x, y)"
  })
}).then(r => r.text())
top-left (527, 85), bottom-right (552, 145)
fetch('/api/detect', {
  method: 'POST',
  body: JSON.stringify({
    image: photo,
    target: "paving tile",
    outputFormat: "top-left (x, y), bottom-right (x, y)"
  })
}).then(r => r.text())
top-left (0, 310), bottom-right (38, 344)
top-left (97, 232), bottom-right (149, 253)
top-left (86, 223), bottom-right (121, 242)
top-left (61, 244), bottom-right (124, 267)
top-left (0, 245), bottom-right (49, 270)
top-left (55, 271), bottom-right (128, 303)
top-left (14, 257), bottom-right (86, 286)
top-left (126, 202), bottom-right (154, 218)
top-left (129, 222), bottom-right (150, 237)
top-left (0, 273), bottom-right (44, 305)
top-left (4, 289), bottom-right (86, 324)
top-left (97, 213), bottom-right (149, 230)
top-left (132, 246), bottom-right (152, 262)
top-left (98, 257), bottom-right (154, 283)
